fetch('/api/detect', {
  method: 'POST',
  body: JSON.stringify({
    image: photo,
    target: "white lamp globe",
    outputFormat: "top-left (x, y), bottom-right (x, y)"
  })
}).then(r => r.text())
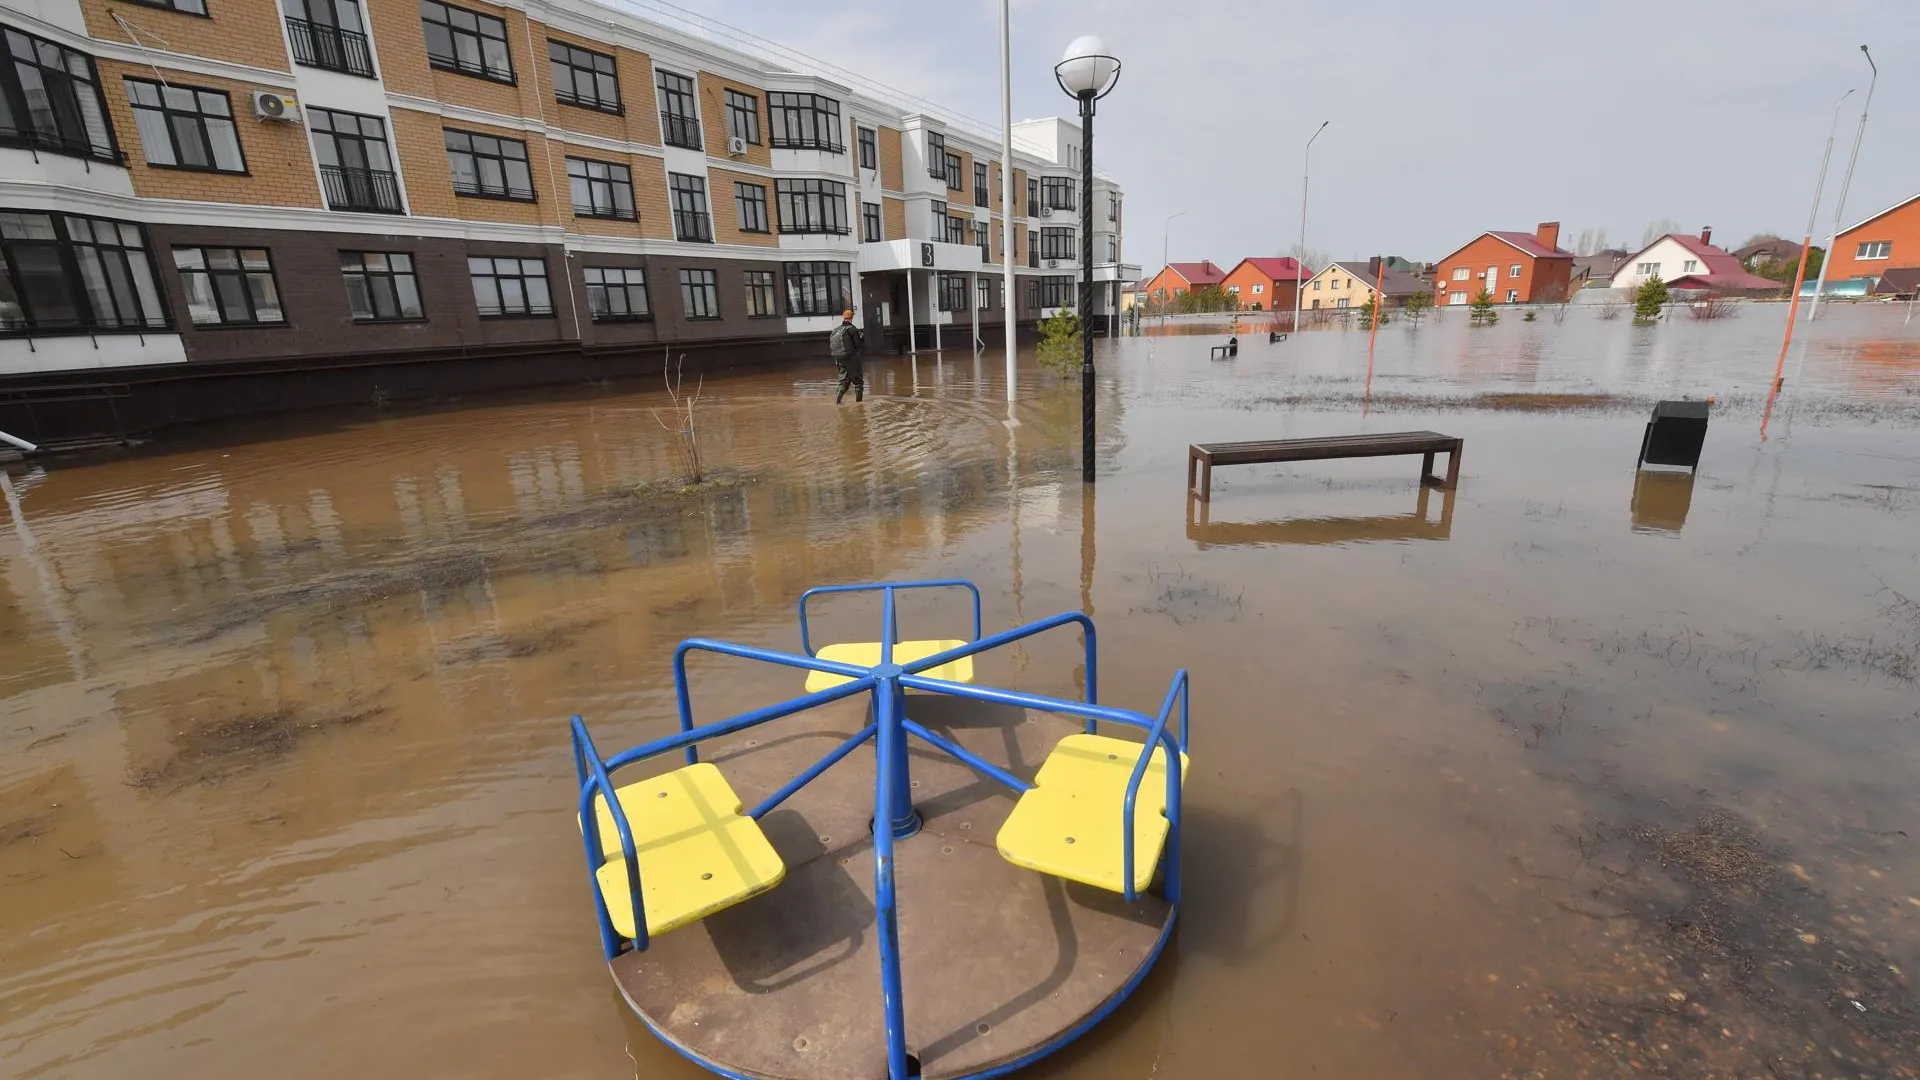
top-left (1058, 35), bottom-right (1117, 96)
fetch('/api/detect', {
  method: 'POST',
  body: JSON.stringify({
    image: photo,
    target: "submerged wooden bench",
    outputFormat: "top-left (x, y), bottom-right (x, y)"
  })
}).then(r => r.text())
top-left (1188, 430), bottom-right (1463, 502)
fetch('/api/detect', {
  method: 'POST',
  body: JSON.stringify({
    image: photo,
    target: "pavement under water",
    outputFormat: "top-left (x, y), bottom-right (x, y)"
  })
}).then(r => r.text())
top-left (2, 304), bottom-right (1918, 1079)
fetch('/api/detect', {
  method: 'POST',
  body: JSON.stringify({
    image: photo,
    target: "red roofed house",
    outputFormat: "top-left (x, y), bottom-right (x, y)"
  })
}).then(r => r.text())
top-left (1825, 191), bottom-right (1920, 287)
top-left (1218, 257), bottom-right (1310, 312)
top-left (1142, 261), bottom-right (1226, 308)
top-left (1608, 227), bottom-right (1782, 295)
top-left (1432, 221), bottom-right (1574, 307)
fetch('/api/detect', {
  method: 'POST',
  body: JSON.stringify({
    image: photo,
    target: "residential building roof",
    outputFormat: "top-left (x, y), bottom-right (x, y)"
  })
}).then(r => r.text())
top-left (1487, 231), bottom-right (1574, 259)
top-left (1871, 267), bottom-right (1920, 296)
top-left (1166, 261), bottom-right (1227, 286)
top-left (1653, 233), bottom-right (1782, 292)
top-left (1327, 261), bottom-right (1428, 298)
top-left (1837, 191), bottom-right (1920, 238)
top-left (1572, 253), bottom-right (1628, 280)
top-left (1733, 236), bottom-right (1799, 264)
top-left (1666, 273), bottom-right (1784, 295)
top-left (1228, 257), bottom-right (1309, 282)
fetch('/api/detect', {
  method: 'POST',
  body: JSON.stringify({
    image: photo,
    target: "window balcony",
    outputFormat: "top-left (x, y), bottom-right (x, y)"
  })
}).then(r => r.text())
top-left (661, 113), bottom-right (701, 150)
top-left (673, 210), bottom-right (713, 243)
top-left (320, 164), bottom-right (404, 213)
top-left (286, 18), bottom-right (375, 78)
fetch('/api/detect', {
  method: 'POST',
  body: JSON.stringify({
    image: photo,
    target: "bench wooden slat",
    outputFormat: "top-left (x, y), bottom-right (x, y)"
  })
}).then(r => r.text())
top-left (1186, 430), bottom-right (1462, 503)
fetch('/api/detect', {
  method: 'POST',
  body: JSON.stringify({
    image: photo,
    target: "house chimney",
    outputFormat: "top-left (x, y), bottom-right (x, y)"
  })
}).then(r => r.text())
top-left (1535, 221), bottom-right (1560, 251)
top-left (1699, 226), bottom-right (1712, 246)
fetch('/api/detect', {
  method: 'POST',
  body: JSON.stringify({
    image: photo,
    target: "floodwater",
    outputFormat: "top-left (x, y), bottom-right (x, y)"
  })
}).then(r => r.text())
top-left (4, 303), bottom-right (1919, 1079)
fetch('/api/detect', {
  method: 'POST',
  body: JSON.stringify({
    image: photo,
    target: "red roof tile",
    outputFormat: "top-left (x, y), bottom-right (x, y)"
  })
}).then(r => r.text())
top-left (1488, 231), bottom-right (1574, 259)
top-left (1166, 261), bottom-right (1226, 286)
top-left (1232, 257), bottom-right (1309, 281)
top-left (1633, 234), bottom-right (1783, 293)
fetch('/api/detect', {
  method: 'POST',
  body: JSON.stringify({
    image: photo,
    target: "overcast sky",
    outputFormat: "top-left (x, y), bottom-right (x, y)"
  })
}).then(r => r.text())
top-left (674, 0), bottom-right (1915, 267)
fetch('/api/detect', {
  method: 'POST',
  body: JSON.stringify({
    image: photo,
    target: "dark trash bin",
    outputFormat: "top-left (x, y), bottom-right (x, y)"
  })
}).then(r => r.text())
top-left (1637, 400), bottom-right (1708, 471)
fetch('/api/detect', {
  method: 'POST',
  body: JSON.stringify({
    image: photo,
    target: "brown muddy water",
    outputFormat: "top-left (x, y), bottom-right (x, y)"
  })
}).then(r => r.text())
top-left (4, 304), bottom-right (1919, 1079)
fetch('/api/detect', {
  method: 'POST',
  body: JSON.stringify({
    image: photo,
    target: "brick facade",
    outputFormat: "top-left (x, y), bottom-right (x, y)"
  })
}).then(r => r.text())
top-left (1828, 195), bottom-right (1920, 282)
top-left (97, 60), bottom-right (322, 208)
top-left (80, 0), bottom-right (290, 72)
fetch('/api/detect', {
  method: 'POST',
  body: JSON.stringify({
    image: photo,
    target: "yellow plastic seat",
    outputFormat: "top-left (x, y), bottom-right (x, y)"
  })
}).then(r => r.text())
top-left (804, 640), bottom-right (975, 692)
top-left (996, 733), bottom-right (1189, 895)
top-left (580, 763), bottom-right (785, 939)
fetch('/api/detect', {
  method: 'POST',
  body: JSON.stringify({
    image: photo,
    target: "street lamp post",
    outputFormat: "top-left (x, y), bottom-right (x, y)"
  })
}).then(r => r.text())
top-left (1769, 87), bottom-right (1852, 393)
top-left (1809, 45), bottom-right (1876, 320)
top-left (1056, 36), bottom-right (1121, 485)
top-left (1293, 120), bottom-right (1329, 335)
top-left (1161, 209), bottom-right (1186, 327)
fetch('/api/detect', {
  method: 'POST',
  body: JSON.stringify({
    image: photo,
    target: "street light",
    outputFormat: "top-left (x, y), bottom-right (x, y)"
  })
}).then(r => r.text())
top-left (1293, 120), bottom-right (1329, 335)
top-left (1809, 45), bottom-right (1876, 320)
top-left (1161, 209), bottom-right (1187, 327)
top-left (1769, 87), bottom-right (1852, 394)
top-left (1056, 35), bottom-right (1121, 485)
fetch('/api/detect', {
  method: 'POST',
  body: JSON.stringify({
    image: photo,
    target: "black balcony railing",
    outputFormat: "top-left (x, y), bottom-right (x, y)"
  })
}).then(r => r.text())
top-left (673, 210), bottom-right (713, 243)
top-left (320, 164), bottom-right (404, 213)
top-left (286, 17), bottom-right (375, 78)
top-left (661, 113), bottom-right (701, 150)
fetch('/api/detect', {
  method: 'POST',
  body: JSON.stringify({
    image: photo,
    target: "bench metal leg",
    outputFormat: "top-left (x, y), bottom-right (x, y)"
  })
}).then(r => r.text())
top-left (1187, 451), bottom-right (1197, 497)
top-left (1421, 451), bottom-right (1435, 485)
top-left (1199, 459), bottom-right (1212, 503)
top-left (1445, 442), bottom-right (1463, 489)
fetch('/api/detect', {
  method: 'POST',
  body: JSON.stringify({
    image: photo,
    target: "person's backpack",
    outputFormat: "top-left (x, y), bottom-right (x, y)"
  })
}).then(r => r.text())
top-left (830, 323), bottom-right (854, 359)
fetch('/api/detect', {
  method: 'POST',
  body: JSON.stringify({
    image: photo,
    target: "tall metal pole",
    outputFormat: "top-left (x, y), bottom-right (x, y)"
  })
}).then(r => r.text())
top-left (999, 0), bottom-right (1017, 400)
top-left (1161, 209), bottom-right (1186, 328)
top-left (1808, 46), bottom-right (1876, 321)
top-left (1078, 92), bottom-right (1096, 483)
top-left (1293, 120), bottom-right (1328, 334)
top-left (1769, 88), bottom-right (1851, 393)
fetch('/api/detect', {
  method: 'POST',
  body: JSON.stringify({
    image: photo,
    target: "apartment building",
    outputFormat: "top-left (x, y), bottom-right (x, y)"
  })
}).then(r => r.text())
top-left (0, 0), bottom-right (1130, 442)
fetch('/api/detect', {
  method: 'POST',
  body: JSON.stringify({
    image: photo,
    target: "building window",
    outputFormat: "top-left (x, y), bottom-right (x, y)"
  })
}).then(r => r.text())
top-left (1026, 229), bottom-right (1036, 268)
top-left (767, 92), bottom-right (843, 151)
top-left (129, 0), bottom-right (206, 13)
top-left (743, 269), bottom-right (776, 317)
top-left (445, 128), bottom-right (534, 200)
top-left (1036, 275), bottom-right (1073, 309)
top-left (735, 182), bottom-right (769, 233)
top-left (0, 211), bottom-right (166, 334)
top-left (1335, 297), bottom-right (1349, 309)
top-left (861, 201), bottom-right (881, 242)
top-left (1857, 240), bottom-right (1892, 260)
top-left (1041, 177), bottom-right (1075, 211)
top-left (125, 78), bottom-right (244, 173)
top-left (784, 261), bottom-right (851, 317)
top-left (310, 107), bottom-right (401, 213)
top-left (925, 131), bottom-right (945, 179)
top-left (857, 126), bottom-right (877, 170)
top-left (679, 267), bottom-right (718, 319)
top-left (1227, 285), bottom-right (1239, 295)
top-left (974, 162), bottom-right (989, 207)
top-left (932, 200), bottom-right (948, 241)
top-left (420, 1), bottom-right (513, 83)
top-left (977, 221), bottom-right (990, 263)
top-left (468, 256), bottom-right (551, 317)
top-left (174, 246), bottom-right (282, 326)
top-left (583, 266), bottom-right (649, 321)
top-left (339, 251), bottom-right (422, 321)
top-left (567, 157), bottom-right (635, 220)
top-left (1505, 289), bottom-right (1518, 302)
top-left (1680, 258), bottom-right (1698, 273)
top-left (1311, 298), bottom-right (1320, 309)
top-left (944, 212), bottom-right (966, 245)
top-left (668, 173), bottom-right (712, 242)
top-left (1313, 279), bottom-right (1321, 290)
top-left (724, 89), bottom-right (760, 145)
top-left (1636, 261), bottom-right (1660, 276)
top-left (656, 69), bottom-right (699, 149)
top-left (549, 40), bottom-right (619, 112)
top-left (1252, 283), bottom-right (1264, 295)
top-left (774, 178), bottom-right (849, 235)
top-left (1451, 266), bottom-right (1469, 281)
top-left (937, 273), bottom-right (967, 312)
top-left (1107, 191), bottom-right (1118, 221)
top-left (944, 152), bottom-right (962, 191)
top-left (976, 278), bottom-right (990, 310)
top-left (285, 0), bottom-right (375, 78)
top-left (1027, 178), bottom-right (1038, 216)
top-left (0, 30), bottom-right (119, 164)
top-left (1039, 227), bottom-right (1073, 261)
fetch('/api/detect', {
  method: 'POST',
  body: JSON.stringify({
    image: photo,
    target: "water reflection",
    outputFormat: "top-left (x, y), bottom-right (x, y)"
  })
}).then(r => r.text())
top-left (1630, 469), bottom-right (1696, 534)
top-left (1185, 485), bottom-right (1454, 548)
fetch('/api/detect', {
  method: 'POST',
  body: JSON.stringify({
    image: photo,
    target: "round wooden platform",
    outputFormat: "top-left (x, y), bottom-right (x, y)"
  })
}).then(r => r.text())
top-left (607, 694), bottom-right (1176, 1080)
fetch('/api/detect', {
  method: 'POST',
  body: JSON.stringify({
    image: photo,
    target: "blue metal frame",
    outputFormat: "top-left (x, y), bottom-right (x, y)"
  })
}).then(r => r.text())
top-left (570, 578), bottom-right (1190, 1080)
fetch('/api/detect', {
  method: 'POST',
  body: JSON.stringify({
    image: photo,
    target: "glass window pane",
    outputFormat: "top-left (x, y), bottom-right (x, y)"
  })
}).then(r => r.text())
top-left (343, 274), bottom-right (373, 318)
top-left (213, 273), bottom-right (248, 320)
top-left (396, 275), bottom-right (422, 318)
top-left (205, 122), bottom-right (243, 170)
top-left (250, 273), bottom-right (282, 321)
top-left (526, 276), bottom-right (550, 310)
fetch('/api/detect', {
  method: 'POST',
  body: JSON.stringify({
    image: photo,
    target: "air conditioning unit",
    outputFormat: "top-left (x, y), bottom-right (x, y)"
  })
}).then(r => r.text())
top-left (251, 90), bottom-right (297, 121)
top-left (1038, 205), bottom-right (1052, 217)
top-left (1045, 258), bottom-right (1059, 269)
top-left (726, 135), bottom-right (747, 157)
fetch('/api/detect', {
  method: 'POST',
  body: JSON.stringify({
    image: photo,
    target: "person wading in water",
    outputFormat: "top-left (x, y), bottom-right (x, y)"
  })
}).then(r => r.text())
top-left (830, 308), bottom-right (865, 404)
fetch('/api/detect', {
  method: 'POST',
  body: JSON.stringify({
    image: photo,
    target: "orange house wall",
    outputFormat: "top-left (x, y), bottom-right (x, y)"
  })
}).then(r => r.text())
top-left (1828, 198), bottom-right (1920, 281)
top-left (1433, 235), bottom-right (1571, 305)
top-left (1218, 263), bottom-right (1298, 311)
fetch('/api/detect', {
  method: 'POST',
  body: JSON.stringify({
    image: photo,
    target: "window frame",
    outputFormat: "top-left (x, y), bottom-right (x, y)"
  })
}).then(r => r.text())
top-left (0, 28), bottom-right (122, 164)
top-left (566, 156), bottom-right (636, 221)
top-left (126, 0), bottom-right (208, 16)
top-left (944, 152), bottom-right (962, 191)
top-left (1509, 263), bottom-right (1522, 278)
top-left (1027, 178), bottom-right (1038, 216)
top-left (583, 265), bottom-right (650, 322)
top-left (679, 267), bottom-right (719, 319)
top-left (1636, 261), bottom-right (1660, 276)
top-left (0, 210), bottom-right (169, 335)
top-left (774, 177), bottom-right (849, 236)
top-left (766, 91), bottom-right (843, 152)
top-left (1039, 227), bottom-right (1073, 261)
top-left (124, 77), bottom-right (246, 174)
top-left (339, 250), bottom-right (424, 323)
top-left (857, 126), bottom-right (877, 170)
top-left (655, 69), bottom-right (700, 149)
top-left (173, 245), bottom-right (285, 327)
top-left (861, 201), bottom-right (881, 243)
top-left (445, 127), bottom-right (536, 202)
top-left (925, 131), bottom-right (946, 179)
top-left (309, 106), bottom-right (402, 213)
top-left (973, 162), bottom-right (989, 207)
top-left (467, 254), bottom-right (553, 318)
top-left (420, 0), bottom-right (515, 84)
top-left (668, 172), bottom-right (713, 242)
top-left (1451, 266), bottom-right (1469, 281)
top-left (976, 277), bottom-right (990, 311)
top-left (735, 181), bottom-right (769, 233)
top-left (1505, 289), bottom-right (1518, 303)
top-left (548, 39), bottom-right (620, 114)
top-left (1856, 240), bottom-right (1891, 260)
top-left (285, 0), bottom-right (376, 79)
top-left (743, 269), bottom-right (778, 318)
top-left (724, 89), bottom-right (760, 145)
top-left (783, 260), bottom-right (851, 318)
top-left (937, 272), bottom-right (967, 312)
top-left (1041, 176), bottom-right (1075, 211)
